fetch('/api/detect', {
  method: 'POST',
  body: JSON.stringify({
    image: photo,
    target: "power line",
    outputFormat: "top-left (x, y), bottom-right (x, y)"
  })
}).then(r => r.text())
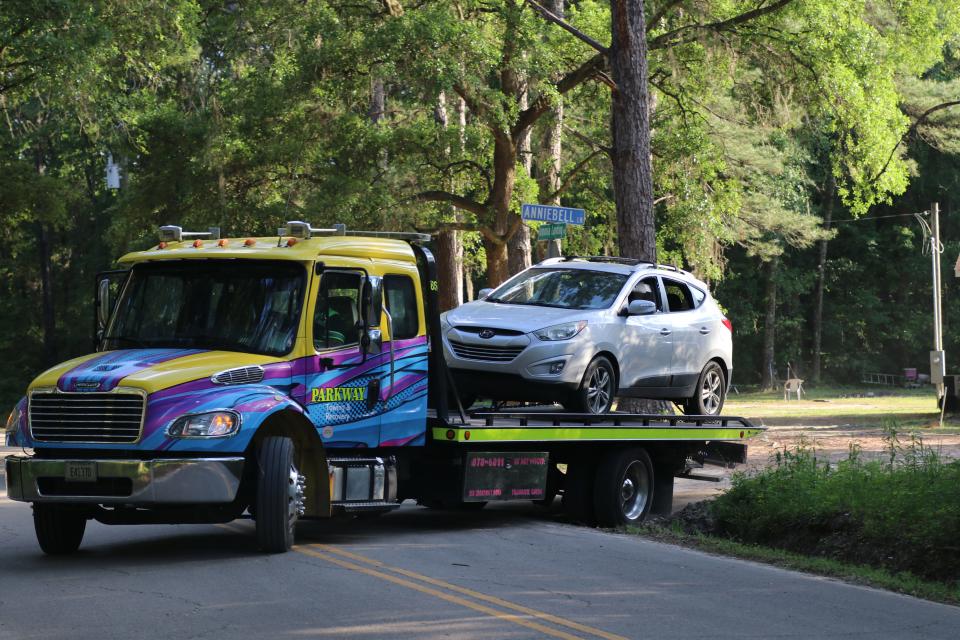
top-left (831, 211), bottom-right (928, 223)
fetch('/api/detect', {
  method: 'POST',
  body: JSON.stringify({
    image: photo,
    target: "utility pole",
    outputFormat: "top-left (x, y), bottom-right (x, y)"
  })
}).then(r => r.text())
top-left (930, 203), bottom-right (946, 412)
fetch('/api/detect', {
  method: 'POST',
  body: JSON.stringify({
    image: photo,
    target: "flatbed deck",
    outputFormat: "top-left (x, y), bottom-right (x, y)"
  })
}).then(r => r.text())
top-left (431, 410), bottom-right (762, 443)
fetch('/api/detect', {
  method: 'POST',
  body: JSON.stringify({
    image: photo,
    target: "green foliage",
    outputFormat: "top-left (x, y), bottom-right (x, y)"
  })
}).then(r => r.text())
top-left (713, 429), bottom-right (960, 581)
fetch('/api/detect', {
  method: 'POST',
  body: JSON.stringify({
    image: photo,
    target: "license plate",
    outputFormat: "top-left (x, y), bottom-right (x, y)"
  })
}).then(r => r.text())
top-left (64, 461), bottom-right (97, 483)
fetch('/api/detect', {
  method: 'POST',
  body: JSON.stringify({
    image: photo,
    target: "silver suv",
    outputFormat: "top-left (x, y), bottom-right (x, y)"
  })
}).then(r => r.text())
top-left (440, 257), bottom-right (733, 415)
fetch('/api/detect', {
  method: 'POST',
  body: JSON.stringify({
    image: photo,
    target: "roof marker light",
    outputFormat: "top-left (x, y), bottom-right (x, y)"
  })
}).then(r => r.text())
top-left (286, 237), bottom-right (298, 247)
top-left (244, 239), bottom-right (256, 247)
top-left (193, 239), bottom-right (203, 248)
top-left (218, 239), bottom-right (228, 247)
top-left (158, 242), bottom-right (167, 250)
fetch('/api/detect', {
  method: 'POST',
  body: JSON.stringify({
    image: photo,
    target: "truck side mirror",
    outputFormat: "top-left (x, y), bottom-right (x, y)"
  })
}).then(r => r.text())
top-left (97, 278), bottom-right (112, 331)
top-left (359, 276), bottom-right (383, 359)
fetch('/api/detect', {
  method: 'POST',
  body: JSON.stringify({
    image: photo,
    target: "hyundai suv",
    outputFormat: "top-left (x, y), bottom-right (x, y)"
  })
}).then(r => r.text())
top-left (440, 257), bottom-right (732, 415)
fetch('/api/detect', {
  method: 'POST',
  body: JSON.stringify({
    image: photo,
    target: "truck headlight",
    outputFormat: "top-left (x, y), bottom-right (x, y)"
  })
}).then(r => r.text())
top-left (5, 404), bottom-right (21, 435)
top-left (166, 411), bottom-right (241, 438)
top-left (534, 320), bottom-right (587, 341)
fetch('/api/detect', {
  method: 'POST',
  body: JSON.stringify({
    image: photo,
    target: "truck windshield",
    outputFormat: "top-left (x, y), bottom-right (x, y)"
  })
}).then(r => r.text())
top-left (487, 268), bottom-right (627, 310)
top-left (104, 260), bottom-right (306, 356)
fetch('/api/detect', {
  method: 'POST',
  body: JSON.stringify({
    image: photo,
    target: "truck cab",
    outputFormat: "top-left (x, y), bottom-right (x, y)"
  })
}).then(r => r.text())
top-left (6, 222), bottom-right (443, 552)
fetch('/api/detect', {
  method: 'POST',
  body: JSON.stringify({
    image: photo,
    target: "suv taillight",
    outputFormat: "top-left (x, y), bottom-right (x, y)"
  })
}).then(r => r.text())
top-left (722, 317), bottom-right (733, 333)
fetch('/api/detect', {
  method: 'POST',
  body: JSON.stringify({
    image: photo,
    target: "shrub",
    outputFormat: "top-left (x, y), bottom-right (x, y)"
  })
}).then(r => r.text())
top-left (712, 427), bottom-right (960, 581)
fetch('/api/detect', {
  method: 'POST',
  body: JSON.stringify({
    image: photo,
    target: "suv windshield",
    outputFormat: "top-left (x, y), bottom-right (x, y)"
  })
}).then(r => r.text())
top-left (488, 268), bottom-right (627, 310)
top-left (105, 260), bottom-right (306, 356)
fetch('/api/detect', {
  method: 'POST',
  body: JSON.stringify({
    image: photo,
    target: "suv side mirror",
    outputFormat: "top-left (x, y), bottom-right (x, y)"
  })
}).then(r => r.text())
top-left (478, 288), bottom-right (494, 299)
top-left (359, 275), bottom-right (383, 359)
top-left (625, 299), bottom-right (657, 316)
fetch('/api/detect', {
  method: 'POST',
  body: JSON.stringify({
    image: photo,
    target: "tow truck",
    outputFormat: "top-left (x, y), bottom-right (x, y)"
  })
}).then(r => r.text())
top-left (4, 222), bottom-right (761, 553)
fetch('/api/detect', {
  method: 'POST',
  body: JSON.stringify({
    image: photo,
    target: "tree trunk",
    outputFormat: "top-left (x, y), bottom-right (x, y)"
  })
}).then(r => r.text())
top-left (437, 229), bottom-right (463, 311)
top-left (609, 0), bottom-right (655, 262)
top-left (761, 258), bottom-right (779, 390)
top-left (37, 222), bottom-right (55, 367)
top-left (538, 0), bottom-right (564, 258)
top-left (485, 131), bottom-right (517, 287)
top-left (508, 85), bottom-right (533, 275)
top-left (811, 175), bottom-right (835, 384)
top-left (433, 91), bottom-right (464, 311)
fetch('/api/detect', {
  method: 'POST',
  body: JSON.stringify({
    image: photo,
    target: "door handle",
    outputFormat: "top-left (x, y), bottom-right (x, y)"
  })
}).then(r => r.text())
top-left (699, 327), bottom-right (712, 335)
top-left (659, 328), bottom-right (672, 336)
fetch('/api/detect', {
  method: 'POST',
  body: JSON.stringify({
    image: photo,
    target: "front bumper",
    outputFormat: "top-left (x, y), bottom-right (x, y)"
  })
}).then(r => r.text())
top-left (5, 456), bottom-right (244, 504)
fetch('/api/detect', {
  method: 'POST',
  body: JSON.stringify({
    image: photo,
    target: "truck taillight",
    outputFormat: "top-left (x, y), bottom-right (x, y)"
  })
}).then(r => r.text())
top-left (722, 317), bottom-right (733, 333)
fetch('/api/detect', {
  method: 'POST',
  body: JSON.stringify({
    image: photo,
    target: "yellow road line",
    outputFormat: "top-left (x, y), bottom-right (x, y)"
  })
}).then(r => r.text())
top-left (294, 546), bottom-right (583, 640)
top-left (217, 522), bottom-right (625, 640)
top-left (313, 544), bottom-right (628, 640)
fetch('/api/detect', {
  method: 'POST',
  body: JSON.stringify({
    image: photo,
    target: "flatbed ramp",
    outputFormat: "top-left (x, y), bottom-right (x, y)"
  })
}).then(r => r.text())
top-left (431, 410), bottom-right (762, 444)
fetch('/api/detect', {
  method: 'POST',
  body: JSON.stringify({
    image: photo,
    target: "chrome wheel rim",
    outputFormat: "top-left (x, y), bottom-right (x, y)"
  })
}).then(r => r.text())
top-left (700, 369), bottom-right (723, 414)
top-left (620, 461), bottom-right (649, 521)
top-left (586, 366), bottom-right (612, 414)
top-left (288, 464), bottom-right (306, 531)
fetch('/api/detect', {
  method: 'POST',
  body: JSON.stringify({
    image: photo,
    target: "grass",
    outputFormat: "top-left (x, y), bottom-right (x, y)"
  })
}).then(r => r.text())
top-left (725, 385), bottom-right (960, 429)
top-left (633, 524), bottom-right (960, 605)
top-left (629, 428), bottom-right (960, 603)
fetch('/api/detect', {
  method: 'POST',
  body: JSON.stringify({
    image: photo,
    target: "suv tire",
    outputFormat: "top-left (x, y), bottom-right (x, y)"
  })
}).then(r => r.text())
top-left (683, 361), bottom-right (726, 416)
top-left (567, 356), bottom-right (616, 414)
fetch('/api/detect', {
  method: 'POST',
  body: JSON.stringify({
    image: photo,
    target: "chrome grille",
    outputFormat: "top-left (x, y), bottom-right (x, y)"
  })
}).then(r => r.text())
top-left (211, 365), bottom-right (264, 385)
top-left (449, 340), bottom-right (525, 362)
top-left (29, 392), bottom-right (144, 443)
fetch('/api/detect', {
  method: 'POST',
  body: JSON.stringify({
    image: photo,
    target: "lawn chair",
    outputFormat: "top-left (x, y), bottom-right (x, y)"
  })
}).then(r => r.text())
top-left (784, 378), bottom-right (804, 401)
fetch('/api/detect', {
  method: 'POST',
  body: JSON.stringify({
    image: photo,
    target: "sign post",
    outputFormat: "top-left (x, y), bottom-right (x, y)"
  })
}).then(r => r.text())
top-left (521, 204), bottom-right (586, 258)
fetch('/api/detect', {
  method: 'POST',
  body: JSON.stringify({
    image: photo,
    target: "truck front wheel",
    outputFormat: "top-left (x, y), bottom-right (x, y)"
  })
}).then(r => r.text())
top-left (255, 436), bottom-right (304, 553)
top-left (33, 504), bottom-right (86, 555)
top-left (593, 448), bottom-right (654, 527)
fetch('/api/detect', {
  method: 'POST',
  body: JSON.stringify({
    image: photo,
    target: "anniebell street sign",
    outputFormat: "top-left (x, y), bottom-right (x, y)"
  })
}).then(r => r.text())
top-left (521, 203), bottom-right (586, 225)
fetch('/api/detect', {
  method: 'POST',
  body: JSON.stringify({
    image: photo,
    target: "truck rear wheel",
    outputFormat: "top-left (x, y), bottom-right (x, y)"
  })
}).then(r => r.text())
top-left (255, 436), bottom-right (304, 553)
top-left (593, 448), bottom-right (654, 527)
top-left (33, 504), bottom-right (86, 555)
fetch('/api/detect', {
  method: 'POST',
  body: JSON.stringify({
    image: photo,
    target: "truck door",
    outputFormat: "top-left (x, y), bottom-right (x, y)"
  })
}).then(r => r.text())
top-left (302, 269), bottom-right (382, 448)
top-left (377, 273), bottom-right (429, 447)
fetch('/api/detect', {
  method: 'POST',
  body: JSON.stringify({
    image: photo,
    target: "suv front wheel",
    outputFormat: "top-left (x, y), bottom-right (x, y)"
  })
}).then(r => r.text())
top-left (566, 356), bottom-right (616, 414)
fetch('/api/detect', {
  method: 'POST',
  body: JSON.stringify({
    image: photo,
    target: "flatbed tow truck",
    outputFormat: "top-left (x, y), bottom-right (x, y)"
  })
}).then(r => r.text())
top-left (4, 222), bottom-right (761, 553)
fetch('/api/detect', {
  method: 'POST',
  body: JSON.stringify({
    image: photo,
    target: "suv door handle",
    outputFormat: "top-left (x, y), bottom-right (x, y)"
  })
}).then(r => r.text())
top-left (699, 327), bottom-right (712, 335)
top-left (660, 328), bottom-right (672, 336)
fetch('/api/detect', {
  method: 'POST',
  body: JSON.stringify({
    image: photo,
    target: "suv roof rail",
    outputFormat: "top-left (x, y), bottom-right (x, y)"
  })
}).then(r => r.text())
top-left (158, 225), bottom-right (220, 243)
top-left (280, 220), bottom-right (431, 243)
top-left (559, 255), bottom-right (654, 267)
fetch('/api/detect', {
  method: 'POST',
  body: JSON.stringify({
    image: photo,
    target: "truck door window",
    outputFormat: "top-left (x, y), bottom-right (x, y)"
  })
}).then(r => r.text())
top-left (384, 275), bottom-right (419, 339)
top-left (663, 279), bottom-right (694, 312)
top-left (315, 271), bottom-right (362, 350)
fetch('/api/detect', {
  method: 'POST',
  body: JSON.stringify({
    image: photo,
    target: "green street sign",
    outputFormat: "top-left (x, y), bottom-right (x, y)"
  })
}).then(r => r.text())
top-left (538, 222), bottom-right (566, 241)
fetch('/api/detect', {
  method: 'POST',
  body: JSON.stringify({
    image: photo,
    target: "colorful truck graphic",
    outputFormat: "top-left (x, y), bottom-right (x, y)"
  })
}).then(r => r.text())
top-left (4, 222), bottom-right (761, 553)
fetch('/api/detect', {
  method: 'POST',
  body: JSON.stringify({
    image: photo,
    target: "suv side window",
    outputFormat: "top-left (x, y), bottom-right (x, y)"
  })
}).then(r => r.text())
top-left (629, 276), bottom-right (662, 311)
top-left (314, 271), bottom-right (362, 350)
top-left (384, 274), bottom-right (419, 339)
top-left (663, 278), bottom-right (695, 312)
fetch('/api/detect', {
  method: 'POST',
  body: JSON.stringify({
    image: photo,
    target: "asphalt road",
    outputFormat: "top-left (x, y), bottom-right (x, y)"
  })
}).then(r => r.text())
top-left (2, 459), bottom-right (959, 639)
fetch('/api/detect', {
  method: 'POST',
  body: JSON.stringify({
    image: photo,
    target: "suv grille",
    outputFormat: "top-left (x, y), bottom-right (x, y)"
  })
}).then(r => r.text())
top-left (449, 340), bottom-right (525, 362)
top-left (29, 392), bottom-right (145, 443)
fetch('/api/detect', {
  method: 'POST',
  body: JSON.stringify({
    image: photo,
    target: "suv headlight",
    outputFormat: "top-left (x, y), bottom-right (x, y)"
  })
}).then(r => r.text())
top-left (167, 411), bottom-right (241, 438)
top-left (534, 320), bottom-right (587, 341)
top-left (5, 404), bottom-right (21, 435)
